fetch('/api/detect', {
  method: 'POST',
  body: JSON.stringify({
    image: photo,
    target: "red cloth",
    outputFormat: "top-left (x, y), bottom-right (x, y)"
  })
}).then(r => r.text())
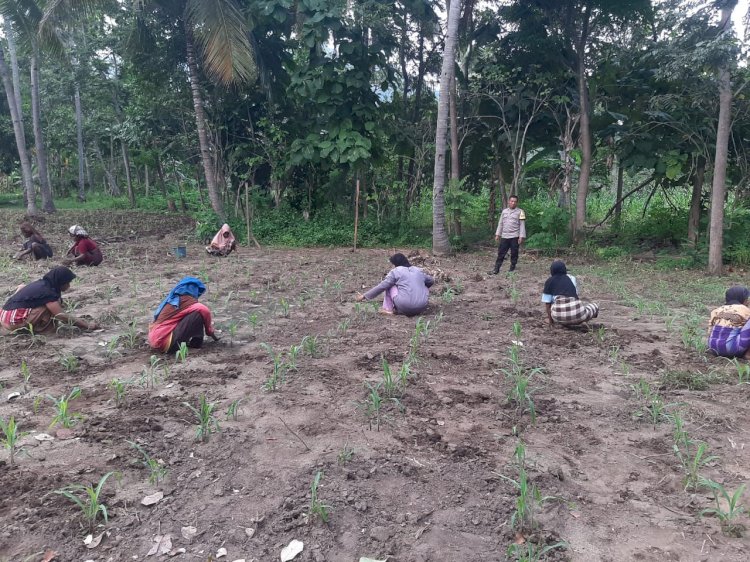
top-left (148, 302), bottom-right (214, 352)
top-left (72, 238), bottom-right (103, 265)
top-left (0, 307), bottom-right (31, 329)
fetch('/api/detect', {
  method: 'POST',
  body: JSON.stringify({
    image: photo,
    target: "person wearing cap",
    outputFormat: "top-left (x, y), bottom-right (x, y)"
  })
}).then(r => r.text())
top-left (489, 195), bottom-right (526, 275)
top-left (63, 225), bottom-right (103, 267)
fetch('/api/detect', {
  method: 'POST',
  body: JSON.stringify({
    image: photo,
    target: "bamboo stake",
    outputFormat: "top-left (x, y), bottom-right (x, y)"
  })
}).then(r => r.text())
top-left (354, 174), bottom-right (360, 249)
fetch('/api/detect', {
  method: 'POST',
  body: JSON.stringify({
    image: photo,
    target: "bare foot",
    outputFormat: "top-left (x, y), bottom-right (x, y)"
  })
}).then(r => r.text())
top-left (378, 309), bottom-right (394, 315)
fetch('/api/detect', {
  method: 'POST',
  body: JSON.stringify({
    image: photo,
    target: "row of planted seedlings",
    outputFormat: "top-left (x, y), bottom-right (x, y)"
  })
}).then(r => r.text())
top-left (493, 321), bottom-right (569, 559)
top-left (628, 361), bottom-right (749, 538)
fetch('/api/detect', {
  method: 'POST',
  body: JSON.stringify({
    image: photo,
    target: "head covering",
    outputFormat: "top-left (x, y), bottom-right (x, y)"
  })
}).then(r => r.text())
top-left (153, 277), bottom-right (206, 320)
top-left (68, 225), bottom-right (88, 237)
top-left (725, 286), bottom-right (750, 305)
top-left (542, 260), bottom-right (578, 299)
top-left (3, 267), bottom-right (76, 311)
top-left (210, 224), bottom-right (235, 251)
top-left (390, 253), bottom-right (411, 268)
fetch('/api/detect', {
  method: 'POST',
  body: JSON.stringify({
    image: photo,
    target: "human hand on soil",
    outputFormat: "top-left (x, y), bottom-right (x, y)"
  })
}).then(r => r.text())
top-left (85, 321), bottom-right (100, 330)
top-left (211, 333), bottom-right (220, 342)
top-left (355, 293), bottom-right (365, 302)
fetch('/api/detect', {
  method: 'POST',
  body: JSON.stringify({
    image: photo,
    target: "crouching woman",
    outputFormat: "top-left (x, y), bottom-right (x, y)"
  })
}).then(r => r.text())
top-left (707, 286), bottom-right (750, 358)
top-left (542, 260), bottom-right (599, 326)
top-left (148, 277), bottom-right (219, 353)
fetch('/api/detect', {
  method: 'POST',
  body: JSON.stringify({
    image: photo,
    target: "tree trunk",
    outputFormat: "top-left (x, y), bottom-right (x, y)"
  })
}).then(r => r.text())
top-left (121, 141), bottom-right (136, 207)
top-left (688, 156), bottom-right (706, 247)
top-left (145, 164), bottom-right (150, 197)
top-left (4, 21), bottom-right (25, 146)
top-left (74, 83), bottom-right (87, 202)
top-left (573, 5), bottom-right (592, 240)
top-left (449, 73), bottom-right (460, 182)
top-left (613, 161), bottom-right (624, 229)
top-left (431, 0), bottom-right (462, 256)
top-left (30, 48), bottom-right (55, 213)
top-left (186, 29), bottom-right (224, 219)
top-left (94, 143), bottom-right (120, 196)
top-left (0, 45), bottom-right (37, 215)
top-left (708, 6), bottom-right (735, 275)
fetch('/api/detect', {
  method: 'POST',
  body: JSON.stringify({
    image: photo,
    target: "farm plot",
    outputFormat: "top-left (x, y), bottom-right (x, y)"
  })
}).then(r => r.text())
top-left (0, 211), bottom-right (749, 561)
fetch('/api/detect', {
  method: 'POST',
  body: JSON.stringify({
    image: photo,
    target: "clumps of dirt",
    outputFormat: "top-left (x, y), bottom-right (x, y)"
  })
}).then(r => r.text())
top-left (406, 249), bottom-right (452, 283)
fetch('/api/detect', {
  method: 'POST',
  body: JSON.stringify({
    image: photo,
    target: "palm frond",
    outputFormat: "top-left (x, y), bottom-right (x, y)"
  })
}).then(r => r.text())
top-left (185, 0), bottom-right (256, 85)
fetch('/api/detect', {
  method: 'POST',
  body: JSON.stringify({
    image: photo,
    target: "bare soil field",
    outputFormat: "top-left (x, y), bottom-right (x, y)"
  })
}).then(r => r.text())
top-left (0, 210), bottom-right (749, 562)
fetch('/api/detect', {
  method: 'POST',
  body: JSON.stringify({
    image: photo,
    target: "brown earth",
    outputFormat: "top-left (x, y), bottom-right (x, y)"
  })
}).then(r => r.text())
top-left (0, 211), bottom-right (749, 562)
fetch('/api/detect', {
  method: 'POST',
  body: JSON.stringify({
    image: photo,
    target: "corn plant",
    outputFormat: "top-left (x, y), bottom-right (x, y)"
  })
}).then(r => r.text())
top-left (700, 479), bottom-right (747, 536)
top-left (727, 358), bottom-right (750, 385)
top-left (398, 361), bottom-right (411, 390)
top-left (104, 336), bottom-right (121, 360)
top-left (260, 343), bottom-right (286, 391)
top-left (497, 442), bottom-right (556, 532)
top-left (123, 320), bottom-right (140, 349)
top-left (20, 359), bottom-right (31, 392)
top-left (511, 321), bottom-right (522, 340)
top-left (47, 388), bottom-right (83, 429)
top-left (59, 353), bottom-right (79, 373)
top-left (184, 395), bottom-right (220, 443)
top-left (506, 541), bottom-right (567, 562)
top-left (109, 378), bottom-right (128, 408)
top-left (140, 355), bottom-right (163, 389)
top-left (308, 471), bottom-right (331, 523)
top-left (278, 298), bottom-right (290, 318)
top-left (338, 318), bottom-right (350, 333)
top-left (594, 326), bottom-right (607, 344)
top-left (441, 286), bottom-right (456, 304)
top-left (245, 312), bottom-right (260, 332)
top-left (680, 316), bottom-right (708, 354)
top-left (287, 344), bottom-right (301, 371)
top-left (12, 323), bottom-right (46, 348)
top-left (670, 412), bottom-right (717, 491)
top-left (225, 320), bottom-right (240, 346)
top-left (631, 379), bottom-right (673, 429)
top-left (363, 381), bottom-right (383, 431)
top-left (301, 335), bottom-right (321, 357)
top-left (175, 341), bottom-right (188, 363)
top-left (226, 398), bottom-right (243, 421)
top-left (337, 443), bottom-right (354, 464)
top-left (381, 357), bottom-right (399, 398)
top-left (52, 472), bottom-right (118, 532)
top-left (128, 441), bottom-right (168, 484)
top-left (0, 416), bottom-right (28, 465)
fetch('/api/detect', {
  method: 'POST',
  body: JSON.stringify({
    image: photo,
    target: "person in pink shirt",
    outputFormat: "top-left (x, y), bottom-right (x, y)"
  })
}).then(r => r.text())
top-left (206, 224), bottom-right (237, 256)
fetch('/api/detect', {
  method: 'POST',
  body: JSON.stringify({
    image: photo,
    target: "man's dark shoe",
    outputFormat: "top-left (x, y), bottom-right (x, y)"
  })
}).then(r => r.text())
top-left (488, 269), bottom-right (499, 275)
top-left (509, 267), bottom-right (516, 272)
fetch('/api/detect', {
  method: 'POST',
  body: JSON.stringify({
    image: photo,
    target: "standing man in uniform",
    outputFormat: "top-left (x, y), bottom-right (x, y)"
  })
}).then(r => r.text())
top-left (489, 195), bottom-right (526, 274)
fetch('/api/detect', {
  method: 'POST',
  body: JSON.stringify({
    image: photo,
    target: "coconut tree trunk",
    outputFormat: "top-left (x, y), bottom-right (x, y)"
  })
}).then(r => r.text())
top-left (708, 5), bottom-right (735, 275)
top-left (432, 0), bottom-right (461, 256)
top-left (30, 48), bottom-right (55, 213)
top-left (4, 21), bottom-right (24, 145)
top-left (186, 29), bottom-right (224, 219)
top-left (74, 82), bottom-right (86, 202)
top-left (573, 5), bottom-right (592, 240)
top-left (0, 45), bottom-right (37, 215)
top-left (688, 156), bottom-right (705, 247)
top-left (449, 73), bottom-right (460, 182)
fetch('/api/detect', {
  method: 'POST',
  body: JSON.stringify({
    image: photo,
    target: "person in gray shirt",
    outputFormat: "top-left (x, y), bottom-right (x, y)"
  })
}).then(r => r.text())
top-left (356, 253), bottom-right (434, 316)
top-left (489, 195), bottom-right (526, 274)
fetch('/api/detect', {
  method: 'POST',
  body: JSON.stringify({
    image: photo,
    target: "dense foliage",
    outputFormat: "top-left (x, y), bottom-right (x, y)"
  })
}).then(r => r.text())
top-left (0, 0), bottom-right (749, 264)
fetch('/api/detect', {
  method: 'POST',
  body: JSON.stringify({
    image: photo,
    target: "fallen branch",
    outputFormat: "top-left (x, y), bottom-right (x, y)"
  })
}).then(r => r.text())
top-left (278, 416), bottom-right (311, 451)
top-left (592, 174), bottom-right (655, 230)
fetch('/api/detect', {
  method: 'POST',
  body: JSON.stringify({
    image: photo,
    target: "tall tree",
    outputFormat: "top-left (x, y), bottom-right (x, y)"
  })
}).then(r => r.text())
top-left (708, 0), bottom-right (737, 275)
top-left (432, 0), bottom-right (462, 256)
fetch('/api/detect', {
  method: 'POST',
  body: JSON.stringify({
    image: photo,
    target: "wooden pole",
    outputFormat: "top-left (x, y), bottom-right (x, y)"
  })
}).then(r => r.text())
top-left (245, 181), bottom-right (251, 245)
top-left (354, 174), bottom-right (360, 249)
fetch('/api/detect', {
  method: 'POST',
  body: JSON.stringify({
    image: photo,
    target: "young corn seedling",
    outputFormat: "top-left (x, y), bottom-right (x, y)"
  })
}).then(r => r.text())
top-left (109, 378), bottom-right (128, 408)
top-left (278, 298), bottom-right (290, 318)
top-left (301, 335), bottom-right (321, 357)
top-left (52, 472), bottom-right (118, 532)
top-left (226, 398), bottom-right (243, 421)
top-left (287, 344), bottom-right (301, 371)
top-left (700, 479), bottom-right (747, 537)
top-left (59, 353), bottom-right (79, 373)
top-left (184, 395), bottom-right (220, 443)
top-left (175, 341), bottom-right (188, 363)
top-left (13, 323), bottom-right (46, 348)
top-left (441, 286), bottom-right (456, 304)
top-left (260, 343), bottom-right (287, 391)
top-left (670, 411), bottom-right (717, 491)
top-left (511, 321), bottom-right (522, 340)
top-left (308, 471), bottom-right (331, 524)
top-left (225, 320), bottom-right (240, 346)
top-left (631, 379), bottom-right (673, 429)
top-left (363, 381), bottom-right (383, 431)
top-left (728, 358), bottom-right (750, 384)
top-left (104, 336), bottom-right (121, 360)
top-left (140, 355), bottom-right (163, 389)
top-left (123, 320), bottom-right (140, 349)
top-left (245, 312), bottom-right (260, 333)
top-left (506, 541), bottom-right (567, 562)
top-left (497, 442), bottom-right (556, 532)
top-left (20, 359), bottom-right (31, 392)
top-left (398, 361), bottom-right (412, 391)
top-left (128, 441), bottom-right (168, 484)
top-left (337, 443), bottom-right (354, 464)
top-left (1, 416), bottom-right (28, 465)
top-left (338, 318), bottom-right (351, 333)
top-left (47, 388), bottom-right (83, 429)
top-left (381, 357), bottom-right (399, 398)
